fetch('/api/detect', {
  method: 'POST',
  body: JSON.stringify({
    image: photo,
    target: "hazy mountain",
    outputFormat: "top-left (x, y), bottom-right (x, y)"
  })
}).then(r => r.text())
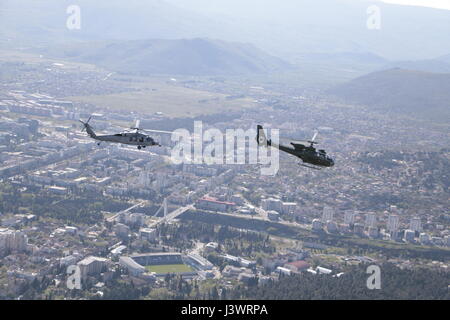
top-left (165, 0), bottom-right (450, 61)
top-left (379, 55), bottom-right (450, 74)
top-left (298, 51), bottom-right (389, 74)
top-left (300, 52), bottom-right (388, 65)
top-left (328, 68), bottom-right (450, 120)
top-left (0, 0), bottom-right (229, 45)
top-left (2, 0), bottom-right (450, 62)
top-left (437, 54), bottom-right (450, 65)
top-left (35, 38), bottom-right (292, 76)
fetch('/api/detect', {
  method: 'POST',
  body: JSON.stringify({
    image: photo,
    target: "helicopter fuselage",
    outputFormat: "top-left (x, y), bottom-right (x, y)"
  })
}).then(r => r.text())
top-left (80, 117), bottom-right (164, 149)
top-left (256, 124), bottom-right (334, 169)
top-left (278, 143), bottom-right (334, 167)
top-left (91, 132), bottom-right (159, 147)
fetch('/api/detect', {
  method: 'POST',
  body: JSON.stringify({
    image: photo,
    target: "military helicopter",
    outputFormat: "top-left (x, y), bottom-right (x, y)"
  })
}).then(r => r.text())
top-left (257, 125), bottom-right (334, 169)
top-left (79, 117), bottom-right (172, 149)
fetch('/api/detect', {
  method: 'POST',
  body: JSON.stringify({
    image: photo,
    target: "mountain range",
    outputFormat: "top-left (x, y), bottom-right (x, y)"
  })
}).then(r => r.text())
top-left (328, 68), bottom-right (450, 120)
top-left (1, 0), bottom-right (450, 62)
top-left (32, 38), bottom-right (292, 76)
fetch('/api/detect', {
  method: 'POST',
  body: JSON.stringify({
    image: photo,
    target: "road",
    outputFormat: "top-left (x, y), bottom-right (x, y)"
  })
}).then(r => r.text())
top-left (107, 200), bottom-right (147, 223)
top-left (147, 204), bottom-right (194, 228)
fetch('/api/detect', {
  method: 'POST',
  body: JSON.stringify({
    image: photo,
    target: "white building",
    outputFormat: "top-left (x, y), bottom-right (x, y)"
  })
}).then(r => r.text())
top-left (111, 245), bottom-right (127, 257)
top-left (139, 228), bottom-right (157, 241)
top-left (419, 233), bottom-right (430, 244)
top-left (204, 242), bottom-right (219, 253)
top-left (344, 210), bottom-right (356, 225)
top-left (281, 202), bottom-right (297, 215)
top-left (261, 198), bottom-right (282, 212)
top-left (60, 254), bottom-right (81, 267)
top-left (276, 266), bottom-right (291, 276)
top-left (65, 226), bottom-right (78, 235)
top-left (185, 253), bottom-right (214, 270)
top-left (220, 254), bottom-right (256, 268)
top-left (387, 214), bottom-right (399, 233)
top-left (365, 213), bottom-right (377, 228)
top-left (316, 266), bottom-right (332, 274)
top-left (321, 206), bottom-right (334, 223)
top-left (113, 223), bottom-right (130, 239)
top-left (138, 171), bottom-right (152, 187)
top-left (77, 256), bottom-right (108, 279)
top-left (119, 256), bottom-right (145, 276)
top-left (409, 217), bottom-right (422, 232)
top-left (0, 228), bottom-right (28, 255)
top-left (222, 265), bottom-right (244, 277)
top-left (120, 212), bottom-right (146, 227)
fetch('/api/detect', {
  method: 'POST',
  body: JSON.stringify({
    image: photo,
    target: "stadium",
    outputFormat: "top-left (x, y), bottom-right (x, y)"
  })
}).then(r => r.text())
top-left (120, 252), bottom-right (198, 278)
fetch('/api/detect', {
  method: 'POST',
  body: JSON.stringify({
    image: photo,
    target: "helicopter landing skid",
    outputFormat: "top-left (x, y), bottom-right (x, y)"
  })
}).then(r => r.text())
top-left (298, 163), bottom-right (321, 170)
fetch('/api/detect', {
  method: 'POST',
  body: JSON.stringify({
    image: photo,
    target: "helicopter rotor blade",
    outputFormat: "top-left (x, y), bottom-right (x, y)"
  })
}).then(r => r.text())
top-left (280, 136), bottom-right (319, 145)
top-left (79, 118), bottom-right (95, 132)
top-left (279, 135), bottom-right (304, 142)
top-left (141, 129), bottom-right (174, 135)
top-left (79, 119), bottom-right (86, 132)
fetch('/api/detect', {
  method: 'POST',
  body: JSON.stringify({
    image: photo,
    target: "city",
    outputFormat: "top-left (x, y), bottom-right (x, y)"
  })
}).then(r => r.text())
top-left (0, 0), bottom-right (449, 303)
top-left (0, 56), bottom-right (448, 300)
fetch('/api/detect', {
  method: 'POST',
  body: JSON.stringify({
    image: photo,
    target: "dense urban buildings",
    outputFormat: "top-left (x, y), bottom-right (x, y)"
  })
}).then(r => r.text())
top-left (0, 0), bottom-right (449, 301)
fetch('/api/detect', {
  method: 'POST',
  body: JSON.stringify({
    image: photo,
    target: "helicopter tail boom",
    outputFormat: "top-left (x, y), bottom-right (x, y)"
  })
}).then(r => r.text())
top-left (256, 125), bottom-right (271, 147)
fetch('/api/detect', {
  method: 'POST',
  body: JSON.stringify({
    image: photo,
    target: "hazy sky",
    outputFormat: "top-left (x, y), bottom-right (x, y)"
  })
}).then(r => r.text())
top-left (381, 0), bottom-right (450, 10)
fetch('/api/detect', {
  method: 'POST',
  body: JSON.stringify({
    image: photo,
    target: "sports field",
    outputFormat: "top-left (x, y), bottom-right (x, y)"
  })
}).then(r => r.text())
top-left (145, 264), bottom-right (194, 274)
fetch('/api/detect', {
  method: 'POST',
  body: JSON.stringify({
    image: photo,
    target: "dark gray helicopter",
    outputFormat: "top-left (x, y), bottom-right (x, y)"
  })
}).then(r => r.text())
top-left (257, 125), bottom-right (334, 169)
top-left (80, 117), bottom-right (172, 149)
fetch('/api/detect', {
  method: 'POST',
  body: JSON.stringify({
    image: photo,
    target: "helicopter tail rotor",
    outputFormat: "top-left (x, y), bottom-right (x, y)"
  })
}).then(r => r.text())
top-left (79, 116), bottom-right (96, 138)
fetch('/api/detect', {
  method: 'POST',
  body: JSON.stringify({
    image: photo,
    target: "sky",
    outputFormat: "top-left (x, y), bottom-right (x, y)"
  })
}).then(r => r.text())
top-left (380, 0), bottom-right (450, 10)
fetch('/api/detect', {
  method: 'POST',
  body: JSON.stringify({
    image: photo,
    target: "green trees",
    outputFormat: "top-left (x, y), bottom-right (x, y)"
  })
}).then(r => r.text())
top-left (99, 280), bottom-right (141, 300)
top-left (233, 263), bottom-right (450, 300)
top-left (0, 183), bottom-right (130, 225)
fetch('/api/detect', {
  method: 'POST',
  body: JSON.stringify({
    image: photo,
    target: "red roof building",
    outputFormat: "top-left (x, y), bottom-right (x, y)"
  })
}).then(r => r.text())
top-left (284, 260), bottom-right (310, 273)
